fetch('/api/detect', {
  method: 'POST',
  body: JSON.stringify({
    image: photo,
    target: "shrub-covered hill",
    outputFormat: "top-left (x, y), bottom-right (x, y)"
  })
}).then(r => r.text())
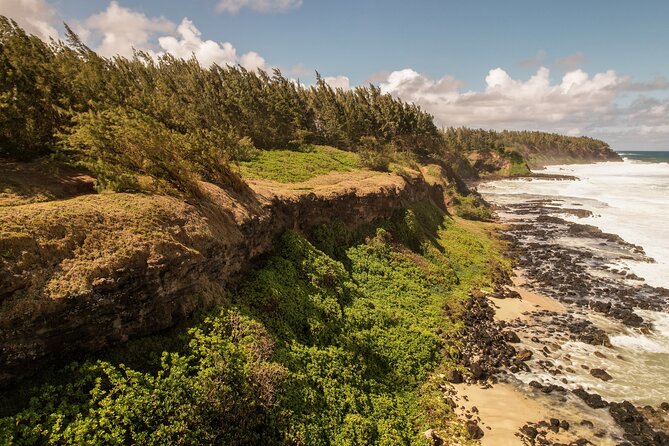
top-left (0, 202), bottom-right (510, 445)
top-left (442, 127), bottom-right (621, 173)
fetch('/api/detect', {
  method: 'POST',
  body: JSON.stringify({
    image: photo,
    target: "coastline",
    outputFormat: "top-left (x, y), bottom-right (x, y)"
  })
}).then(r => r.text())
top-left (455, 269), bottom-right (621, 446)
top-left (461, 167), bottom-right (669, 445)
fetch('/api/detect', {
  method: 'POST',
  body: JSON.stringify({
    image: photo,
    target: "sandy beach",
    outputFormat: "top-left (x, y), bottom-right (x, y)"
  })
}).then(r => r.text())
top-left (453, 270), bottom-right (623, 445)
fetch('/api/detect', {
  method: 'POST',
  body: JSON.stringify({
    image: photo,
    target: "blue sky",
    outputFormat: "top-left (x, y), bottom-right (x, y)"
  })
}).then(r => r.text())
top-left (3, 0), bottom-right (669, 149)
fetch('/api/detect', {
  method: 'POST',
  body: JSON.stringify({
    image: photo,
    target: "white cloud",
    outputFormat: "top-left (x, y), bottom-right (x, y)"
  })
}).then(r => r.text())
top-left (323, 75), bottom-right (351, 90)
top-left (75, 4), bottom-right (267, 70)
top-left (239, 51), bottom-right (266, 70)
top-left (0, 0), bottom-right (59, 40)
top-left (216, 0), bottom-right (302, 14)
top-left (380, 66), bottom-right (669, 150)
top-left (289, 63), bottom-right (313, 77)
top-left (158, 18), bottom-right (236, 66)
top-left (158, 18), bottom-right (266, 69)
top-left (84, 1), bottom-right (175, 58)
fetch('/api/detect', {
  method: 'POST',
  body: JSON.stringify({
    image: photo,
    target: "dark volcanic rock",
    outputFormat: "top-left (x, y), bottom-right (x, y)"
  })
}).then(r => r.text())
top-left (609, 401), bottom-right (669, 445)
top-left (590, 368), bottom-right (613, 381)
top-left (469, 361), bottom-right (485, 380)
top-left (465, 420), bottom-right (484, 440)
top-left (520, 424), bottom-right (538, 439)
top-left (446, 369), bottom-right (463, 384)
top-left (455, 296), bottom-right (518, 382)
top-left (572, 388), bottom-right (609, 409)
top-left (516, 349), bottom-right (533, 361)
top-left (504, 331), bottom-right (521, 343)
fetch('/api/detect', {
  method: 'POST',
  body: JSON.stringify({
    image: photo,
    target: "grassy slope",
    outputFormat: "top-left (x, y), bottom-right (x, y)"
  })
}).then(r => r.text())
top-left (0, 201), bottom-right (510, 445)
top-left (239, 146), bottom-right (361, 183)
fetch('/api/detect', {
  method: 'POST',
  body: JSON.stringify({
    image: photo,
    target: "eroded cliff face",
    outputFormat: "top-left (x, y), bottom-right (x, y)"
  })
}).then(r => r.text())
top-left (0, 170), bottom-right (445, 386)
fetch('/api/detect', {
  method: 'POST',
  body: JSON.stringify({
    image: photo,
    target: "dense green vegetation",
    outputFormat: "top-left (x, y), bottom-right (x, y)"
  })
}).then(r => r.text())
top-left (239, 145), bottom-right (360, 183)
top-left (0, 17), bottom-right (615, 444)
top-left (0, 17), bottom-right (440, 195)
top-left (0, 203), bottom-right (509, 445)
top-left (442, 127), bottom-right (615, 170)
top-left (442, 127), bottom-right (612, 157)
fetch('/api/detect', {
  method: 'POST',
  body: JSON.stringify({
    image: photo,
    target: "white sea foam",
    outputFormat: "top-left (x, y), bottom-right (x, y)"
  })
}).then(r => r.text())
top-left (479, 159), bottom-right (669, 289)
top-left (609, 334), bottom-right (669, 354)
top-left (480, 160), bottom-right (669, 405)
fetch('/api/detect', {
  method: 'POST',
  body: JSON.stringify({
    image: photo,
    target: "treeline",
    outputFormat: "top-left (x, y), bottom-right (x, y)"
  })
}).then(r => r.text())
top-left (2, 17), bottom-right (617, 194)
top-left (0, 17), bottom-right (441, 194)
top-left (442, 127), bottom-right (611, 157)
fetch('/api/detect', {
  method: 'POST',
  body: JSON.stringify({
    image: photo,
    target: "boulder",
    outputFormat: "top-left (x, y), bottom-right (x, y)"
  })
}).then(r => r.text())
top-left (590, 368), bottom-right (613, 381)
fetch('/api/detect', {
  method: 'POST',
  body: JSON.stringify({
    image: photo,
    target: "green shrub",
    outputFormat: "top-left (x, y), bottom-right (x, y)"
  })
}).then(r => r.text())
top-left (358, 136), bottom-right (394, 171)
top-left (61, 107), bottom-right (242, 196)
top-left (453, 194), bottom-right (493, 221)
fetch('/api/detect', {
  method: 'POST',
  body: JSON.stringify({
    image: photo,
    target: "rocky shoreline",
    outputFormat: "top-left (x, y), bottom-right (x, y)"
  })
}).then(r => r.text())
top-left (448, 187), bottom-right (669, 445)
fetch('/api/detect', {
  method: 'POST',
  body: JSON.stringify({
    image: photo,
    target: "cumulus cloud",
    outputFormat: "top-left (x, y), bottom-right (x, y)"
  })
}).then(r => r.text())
top-left (77, 3), bottom-right (266, 70)
top-left (158, 19), bottom-right (266, 69)
top-left (158, 18), bottom-right (236, 66)
top-left (380, 66), bottom-right (623, 128)
top-left (289, 63), bottom-right (313, 77)
top-left (239, 51), bottom-right (266, 71)
top-left (0, 0), bottom-right (59, 40)
top-left (379, 66), bottom-right (669, 149)
top-left (216, 0), bottom-right (302, 14)
top-left (84, 1), bottom-right (175, 58)
top-left (323, 75), bottom-right (351, 90)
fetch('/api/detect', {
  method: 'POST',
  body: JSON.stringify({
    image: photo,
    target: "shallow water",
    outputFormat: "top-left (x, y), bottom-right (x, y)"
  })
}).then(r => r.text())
top-left (480, 159), bottom-right (669, 289)
top-left (479, 159), bottom-right (669, 408)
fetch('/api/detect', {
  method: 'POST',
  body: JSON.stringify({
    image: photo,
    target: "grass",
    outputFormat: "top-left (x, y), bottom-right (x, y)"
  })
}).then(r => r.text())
top-left (503, 160), bottom-right (531, 176)
top-left (239, 145), bottom-right (361, 183)
top-left (0, 192), bottom-right (214, 321)
top-left (0, 200), bottom-right (510, 445)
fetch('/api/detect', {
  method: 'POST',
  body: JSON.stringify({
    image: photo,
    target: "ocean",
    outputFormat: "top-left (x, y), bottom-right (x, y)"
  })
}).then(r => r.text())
top-left (478, 154), bottom-right (669, 409)
top-left (618, 150), bottom-right (669, 164)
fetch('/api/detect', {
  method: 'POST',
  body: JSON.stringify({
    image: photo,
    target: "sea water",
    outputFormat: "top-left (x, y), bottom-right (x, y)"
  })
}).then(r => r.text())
top-left (479, 154), bottom-right (669, 405)
top-left (480, 157), bottom-right (669, 289)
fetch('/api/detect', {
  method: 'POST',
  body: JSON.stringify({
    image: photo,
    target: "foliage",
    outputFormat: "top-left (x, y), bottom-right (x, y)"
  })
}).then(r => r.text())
top-left (0, 309), bottom-right (286, 445)
top-left (441, 126), bottom-right (613, 164)
top-left (453, 194), bottom-right (494, 221)
top-left (357, 136), bottom-right (393, 171)
top-left (62, 107), bottom-right (220, 195)
top-left (0, 17), bottom-right (68, 159)
top-left (239, 145), bottom-right (360, 183)
top-left (0, 203), bottom-right (510, 445)
top-left (1, 18), bottom-right (443, 186)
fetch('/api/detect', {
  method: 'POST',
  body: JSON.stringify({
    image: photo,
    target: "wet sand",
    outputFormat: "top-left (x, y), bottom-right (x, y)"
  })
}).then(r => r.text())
top-left (491, 274), bottom-right (565, 322)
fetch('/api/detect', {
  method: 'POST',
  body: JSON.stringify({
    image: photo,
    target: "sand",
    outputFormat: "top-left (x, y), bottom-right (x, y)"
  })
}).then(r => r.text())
top-left (490, 273), bottom-right (565, 322)
top-left (453, 382), bottom-right (549, 445)
top-left (451, 270), bottom-right (621, 445)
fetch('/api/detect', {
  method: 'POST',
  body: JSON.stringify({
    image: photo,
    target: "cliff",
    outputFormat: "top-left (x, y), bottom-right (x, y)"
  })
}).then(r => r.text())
top-left (0, 165), bottom-right (446, 386)
top-left (512, 142), bottom-right (622, 168)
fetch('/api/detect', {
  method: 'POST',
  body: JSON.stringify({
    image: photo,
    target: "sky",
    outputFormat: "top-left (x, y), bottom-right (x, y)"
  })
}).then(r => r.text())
top-left (2, 0), bottom-right (669, 150)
